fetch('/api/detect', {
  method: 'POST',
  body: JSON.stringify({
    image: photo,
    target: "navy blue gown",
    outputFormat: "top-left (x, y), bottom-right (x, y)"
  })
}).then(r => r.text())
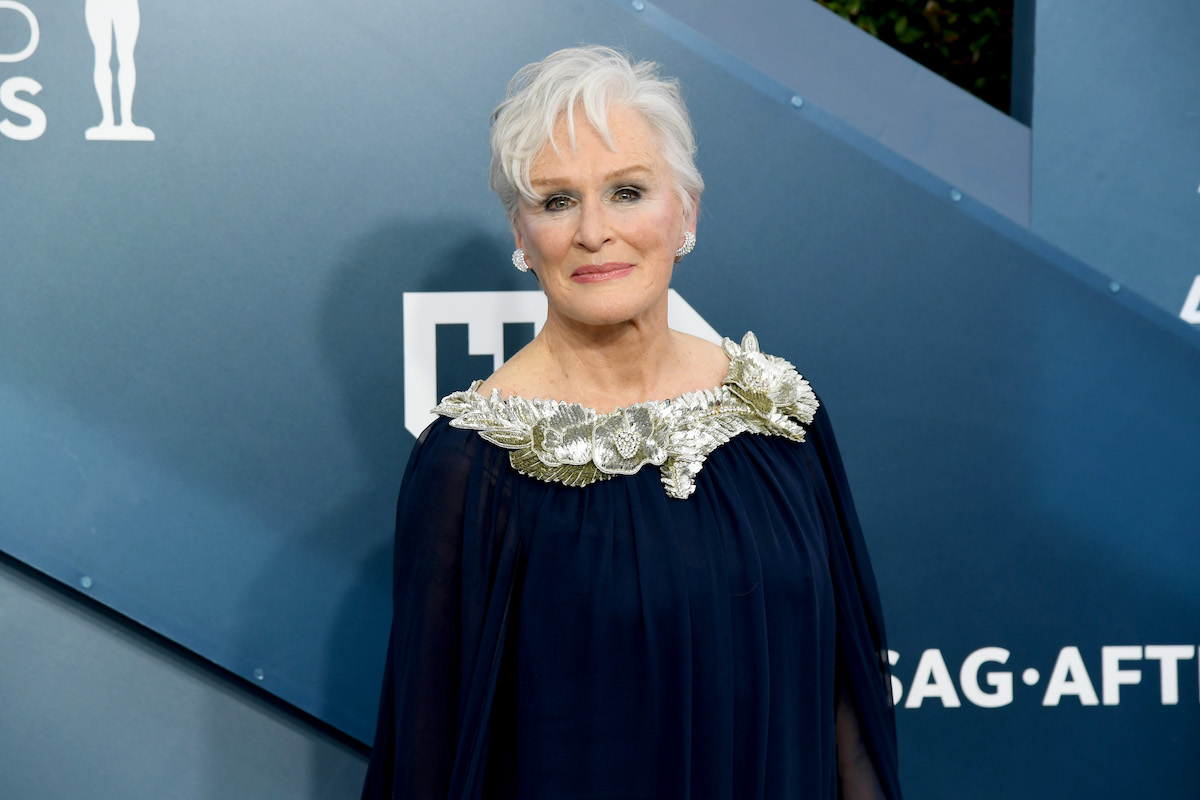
top-left (362, 340), bottom-right (901, 800)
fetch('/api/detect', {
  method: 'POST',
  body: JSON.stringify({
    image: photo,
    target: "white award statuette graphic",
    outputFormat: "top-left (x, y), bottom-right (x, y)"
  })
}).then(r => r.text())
top-left (85, 0), bottom-right (154, 141)
top-left (402, 290), bottom-right (721, 438)
top-left (0, 2), bottom-right (46, 141)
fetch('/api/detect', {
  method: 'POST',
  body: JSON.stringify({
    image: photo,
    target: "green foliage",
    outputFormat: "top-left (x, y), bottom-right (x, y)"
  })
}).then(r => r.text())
top-left (813, 0), bottom-right (1013, 113)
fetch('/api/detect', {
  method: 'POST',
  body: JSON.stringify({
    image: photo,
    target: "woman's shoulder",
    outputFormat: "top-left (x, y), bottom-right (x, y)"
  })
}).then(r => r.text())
top-left (671, 330), bottom-right (730, 393)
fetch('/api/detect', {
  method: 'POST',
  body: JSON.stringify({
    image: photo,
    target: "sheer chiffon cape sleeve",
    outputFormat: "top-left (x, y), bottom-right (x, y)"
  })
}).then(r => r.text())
top-left (809, 406), bottom-right (903, 799)
top-left (360, 420), bottom-right (523, 800)
top-left (361, 406), bottom-right (901, 800)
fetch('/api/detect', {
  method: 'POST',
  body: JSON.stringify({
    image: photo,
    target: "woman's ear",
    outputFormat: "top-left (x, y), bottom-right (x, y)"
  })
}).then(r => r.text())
top-left (510, 218), bottom-right (526, 252)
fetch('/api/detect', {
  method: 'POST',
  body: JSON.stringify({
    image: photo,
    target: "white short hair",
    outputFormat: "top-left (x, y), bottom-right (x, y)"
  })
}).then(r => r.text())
top-left (489, 45), bottom-right (704, 223)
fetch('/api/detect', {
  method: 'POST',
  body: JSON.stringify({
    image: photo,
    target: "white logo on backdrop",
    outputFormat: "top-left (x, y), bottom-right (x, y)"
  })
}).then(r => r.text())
top-left (1179, 275), bottom-right (1200, 325)
top-left (891, 643), bottom-right (1199, 710)
top-left (85, 0), bottom-right (153, 140)
top-left (0, 0), bottom-right (154, 141)
top-left (402, 290), bottom-right (722, 438)
top-left (0, 1), bottom-right (38, 63)
top-left (0, 1), bottom-right (44, 140)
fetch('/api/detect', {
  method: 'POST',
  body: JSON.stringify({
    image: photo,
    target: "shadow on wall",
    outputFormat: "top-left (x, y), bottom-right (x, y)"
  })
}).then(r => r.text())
top-left (224, 216), bottom-right (522, 795)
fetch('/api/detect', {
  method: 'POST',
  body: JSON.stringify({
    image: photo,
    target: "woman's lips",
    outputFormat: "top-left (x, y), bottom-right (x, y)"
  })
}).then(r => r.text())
top-left (571, 262), bottom-right (635, 283)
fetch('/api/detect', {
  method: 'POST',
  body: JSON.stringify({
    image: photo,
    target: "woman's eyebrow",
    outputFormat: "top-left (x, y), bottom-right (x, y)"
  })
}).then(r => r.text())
top-left (530, 165), bottom-right (653, 190)
top-left (602, 165), bottom-right (652, 181)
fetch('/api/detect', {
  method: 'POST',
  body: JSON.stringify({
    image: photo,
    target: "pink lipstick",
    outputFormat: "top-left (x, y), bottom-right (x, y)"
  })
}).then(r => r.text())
top-left (572, 262), bottom-right (635, 283)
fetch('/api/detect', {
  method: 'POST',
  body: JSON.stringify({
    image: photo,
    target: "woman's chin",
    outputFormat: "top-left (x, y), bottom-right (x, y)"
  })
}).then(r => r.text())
top-left (550, 305), bottom-right (663, 332)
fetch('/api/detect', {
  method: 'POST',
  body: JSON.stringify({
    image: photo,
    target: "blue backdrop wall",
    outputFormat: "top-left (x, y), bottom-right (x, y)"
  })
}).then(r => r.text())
top-left (2, 1), bottom-right (1198, 797)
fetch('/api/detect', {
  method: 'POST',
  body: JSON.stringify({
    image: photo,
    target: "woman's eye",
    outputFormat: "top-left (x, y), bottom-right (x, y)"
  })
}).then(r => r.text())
top-left (614, 187), bottom-right (641, 202)
top-left (544, 196), bottom-right (572, 211)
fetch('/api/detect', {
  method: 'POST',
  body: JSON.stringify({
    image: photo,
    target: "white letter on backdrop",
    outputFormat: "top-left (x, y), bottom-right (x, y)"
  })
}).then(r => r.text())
top-left (904, 649), bottom-right (962, 709)
top-left (887, 650), bottom-right (902, 706)
top-left (960, 647), bottom-right (1013, 708)
top-left (0, 2), bottom-right (39, 63)
top-left (1043, 646), bottom-right (1099, 706)
top-left (1180, 276), bottom-right (1200, 324)
top-left (1101, 646), bottom-right (1143, 706)
top-left (0, 77), bottom-right (46, 140)
top-left (1143, 645), bottom-right (1195, 705)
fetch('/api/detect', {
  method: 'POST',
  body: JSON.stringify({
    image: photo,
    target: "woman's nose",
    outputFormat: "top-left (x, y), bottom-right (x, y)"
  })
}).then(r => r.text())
top-left (575, 200), bottom-right (612, 251)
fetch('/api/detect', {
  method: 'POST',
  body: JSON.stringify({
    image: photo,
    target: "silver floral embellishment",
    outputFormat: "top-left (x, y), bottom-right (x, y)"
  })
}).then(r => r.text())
top-left (433, 332), bottom-right (818, 499)
top-left (531, 404), bottom-right (595, 467)
top-left (592, 405), bottom-right (670, 474)
top-left (723, 332), bottom-right (818, 434)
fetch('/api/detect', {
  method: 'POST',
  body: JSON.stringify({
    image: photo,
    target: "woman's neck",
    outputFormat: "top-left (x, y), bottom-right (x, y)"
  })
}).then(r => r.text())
top-left (532, 313), bottom-right (681, 412)
top-left (479, 302), bottom-right (730, 413)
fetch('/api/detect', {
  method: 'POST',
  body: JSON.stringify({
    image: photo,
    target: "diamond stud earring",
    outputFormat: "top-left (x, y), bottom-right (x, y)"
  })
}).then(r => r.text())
top-left (512, 249), bottom-right (530, 272)
top-left (675, 231), bottom-right (696, 261)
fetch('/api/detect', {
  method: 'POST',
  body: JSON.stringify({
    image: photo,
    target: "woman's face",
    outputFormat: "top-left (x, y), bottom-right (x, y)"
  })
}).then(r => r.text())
top-left (512, 105), bottom-right (695, 331)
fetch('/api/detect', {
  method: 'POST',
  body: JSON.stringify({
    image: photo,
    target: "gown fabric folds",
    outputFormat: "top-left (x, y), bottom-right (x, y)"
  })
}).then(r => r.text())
top-left (362, 403), bottom-right (901, 800)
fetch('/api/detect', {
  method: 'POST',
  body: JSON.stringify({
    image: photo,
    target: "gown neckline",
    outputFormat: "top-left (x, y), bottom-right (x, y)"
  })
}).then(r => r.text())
top-left (433, 332), bottom-right (820, 499)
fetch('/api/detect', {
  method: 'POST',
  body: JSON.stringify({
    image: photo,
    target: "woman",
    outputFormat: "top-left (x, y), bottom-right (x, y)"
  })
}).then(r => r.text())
top-left (363, 46), bottom-right (901, 800)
